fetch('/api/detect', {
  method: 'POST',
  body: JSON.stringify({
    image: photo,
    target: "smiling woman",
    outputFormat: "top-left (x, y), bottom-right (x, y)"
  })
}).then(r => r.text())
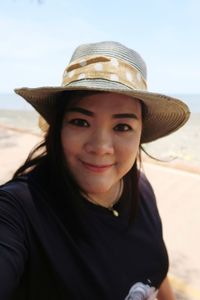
top-left (0, 41), bottom-right (189, 300)
top-left (61, 92), bottom-right (142, 206)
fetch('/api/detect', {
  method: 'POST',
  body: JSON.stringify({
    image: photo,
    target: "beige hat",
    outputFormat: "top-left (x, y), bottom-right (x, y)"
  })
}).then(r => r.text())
top-left (15, 41), bottom-right (190, 143)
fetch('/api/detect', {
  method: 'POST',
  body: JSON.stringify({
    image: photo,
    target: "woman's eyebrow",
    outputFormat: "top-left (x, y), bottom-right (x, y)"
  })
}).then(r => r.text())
top-left (66, 107), bottom-right (94, 116)
top-left (112, 113), bottom-right (138, 119)
top-left (66, 107), bottom-right (138, 119)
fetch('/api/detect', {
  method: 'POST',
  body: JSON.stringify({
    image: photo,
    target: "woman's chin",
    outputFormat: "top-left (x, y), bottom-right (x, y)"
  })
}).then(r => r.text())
top-left (81, 184), bottom-right (113, 196)
top-left (83, 188), bottom-right (110, 196)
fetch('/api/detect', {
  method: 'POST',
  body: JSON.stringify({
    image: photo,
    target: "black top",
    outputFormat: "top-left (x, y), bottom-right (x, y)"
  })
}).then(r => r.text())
top-left (0, 164), bottom-right (168, 300)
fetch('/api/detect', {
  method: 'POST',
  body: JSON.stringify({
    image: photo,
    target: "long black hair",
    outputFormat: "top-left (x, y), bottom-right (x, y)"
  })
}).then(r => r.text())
top-left (13, 91), bottom-right (143, 228)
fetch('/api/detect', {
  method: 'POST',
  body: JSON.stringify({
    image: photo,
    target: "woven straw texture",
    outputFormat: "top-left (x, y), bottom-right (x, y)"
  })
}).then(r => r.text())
top-left (14, 41), bottom-right (190, 143)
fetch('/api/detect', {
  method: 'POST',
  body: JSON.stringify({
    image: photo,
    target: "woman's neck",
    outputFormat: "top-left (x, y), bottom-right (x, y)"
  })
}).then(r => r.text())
top-left (82, 179), bottom-right (124, 209)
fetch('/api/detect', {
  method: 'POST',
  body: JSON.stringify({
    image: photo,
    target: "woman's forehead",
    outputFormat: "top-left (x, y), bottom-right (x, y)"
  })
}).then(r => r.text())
top-left (66, 92), bottom-right (141, 112)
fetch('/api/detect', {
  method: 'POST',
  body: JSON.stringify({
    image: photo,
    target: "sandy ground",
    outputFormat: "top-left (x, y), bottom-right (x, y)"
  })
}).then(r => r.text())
top-left (143, 163), bottom-right (200, 298)
top-left (0, 128), bottom-right (41, 183)
top-left (0, 128), bottom-right (200, 299)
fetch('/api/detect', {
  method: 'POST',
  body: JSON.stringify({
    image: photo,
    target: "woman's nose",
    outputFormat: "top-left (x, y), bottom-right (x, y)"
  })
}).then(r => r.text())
top-left (84, 129), bottom-right (114, 155)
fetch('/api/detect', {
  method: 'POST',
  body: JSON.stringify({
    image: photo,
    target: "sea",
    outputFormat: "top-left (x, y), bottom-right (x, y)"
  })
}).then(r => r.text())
top-left (0, 92), bottom-right (200, 112)
top-left (0, 93), bottom-right (200, 166)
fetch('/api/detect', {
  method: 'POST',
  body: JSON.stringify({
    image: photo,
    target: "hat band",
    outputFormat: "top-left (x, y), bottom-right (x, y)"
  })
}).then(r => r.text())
top-left (62, 55), bottom-right (147, 91)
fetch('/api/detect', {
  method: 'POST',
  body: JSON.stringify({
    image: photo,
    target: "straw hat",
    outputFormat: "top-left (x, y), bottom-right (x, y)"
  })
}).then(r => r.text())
top-left (15, 41), bottom-right (190, 143)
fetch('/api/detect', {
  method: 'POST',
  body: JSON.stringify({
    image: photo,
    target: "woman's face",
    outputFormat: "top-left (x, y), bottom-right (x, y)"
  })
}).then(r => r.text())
top-left (61, 92), bottom-right (142, 198)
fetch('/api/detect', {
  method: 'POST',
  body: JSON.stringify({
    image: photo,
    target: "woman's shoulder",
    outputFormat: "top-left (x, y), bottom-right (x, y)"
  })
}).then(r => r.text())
top-left (0, 177), bottom-right (33, 242)
top-left (0, 162), bottom-right (47, 211)
top-left (0, 167), bottom-right (51, 231)
top-left (138, 172), bottom-right (161, 220)
top-left (139, 171), bottom-right (156, 200)
top-left (0, 175), bottom-right (28, 198)
top-left (0, 159), bottom-right (48, 200)
top-left (0, 176), bottom-right (32, 213)
top-left (1, 174), bottom-right (27, 188)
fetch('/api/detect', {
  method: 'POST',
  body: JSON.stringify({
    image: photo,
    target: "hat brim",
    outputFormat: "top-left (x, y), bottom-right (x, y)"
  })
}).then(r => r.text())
top-left (14, 80), bottom-right (190, 143)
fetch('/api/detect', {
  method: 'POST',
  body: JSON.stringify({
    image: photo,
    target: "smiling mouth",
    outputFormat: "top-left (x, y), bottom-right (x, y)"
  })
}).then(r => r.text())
top-left (80, 161), bottom-right (114, 173)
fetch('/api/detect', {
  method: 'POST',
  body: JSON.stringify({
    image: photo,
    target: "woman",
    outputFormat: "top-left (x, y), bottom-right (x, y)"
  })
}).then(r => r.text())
top-left (0, 41), bottom-right (190, 299)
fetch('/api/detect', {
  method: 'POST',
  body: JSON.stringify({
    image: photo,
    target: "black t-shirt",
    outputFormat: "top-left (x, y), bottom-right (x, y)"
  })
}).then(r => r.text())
top-left (0, 165), bottom-right (168, 300)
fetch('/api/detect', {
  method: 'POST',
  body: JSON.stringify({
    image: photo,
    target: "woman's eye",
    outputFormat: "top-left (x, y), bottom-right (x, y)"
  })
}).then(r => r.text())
top-left (69, 119), bottom-right (89, 127)
top-left (114, 124), bottom-right (133, 132)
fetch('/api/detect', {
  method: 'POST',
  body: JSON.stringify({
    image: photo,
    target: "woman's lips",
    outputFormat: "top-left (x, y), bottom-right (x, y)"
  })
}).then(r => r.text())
top-left (80, 161), bottom-right (114, 173)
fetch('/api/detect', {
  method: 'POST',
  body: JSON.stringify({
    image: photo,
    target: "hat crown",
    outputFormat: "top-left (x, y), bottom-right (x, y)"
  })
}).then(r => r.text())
top-left (69, 41), bottom-right (147, 80)
top-left (15, 41), bottom-right (190, 143)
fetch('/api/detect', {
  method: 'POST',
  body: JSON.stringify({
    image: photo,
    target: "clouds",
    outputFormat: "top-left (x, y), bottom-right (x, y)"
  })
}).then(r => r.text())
top-left (0, 0), bottom-right (199, 93)
top-left (0, 4), bottom-right (108, 91)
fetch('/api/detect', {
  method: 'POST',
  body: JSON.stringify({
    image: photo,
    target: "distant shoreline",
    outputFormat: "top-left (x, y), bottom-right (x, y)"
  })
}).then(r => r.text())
top-left (1, 109), bottom-right (200, 169)
top-left (0, 93), bottom-right (200, 112)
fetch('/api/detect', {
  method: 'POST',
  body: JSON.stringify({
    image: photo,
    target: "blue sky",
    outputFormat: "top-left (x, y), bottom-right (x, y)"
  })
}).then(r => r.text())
top-left (1, 0), bottom-right (200, 94)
